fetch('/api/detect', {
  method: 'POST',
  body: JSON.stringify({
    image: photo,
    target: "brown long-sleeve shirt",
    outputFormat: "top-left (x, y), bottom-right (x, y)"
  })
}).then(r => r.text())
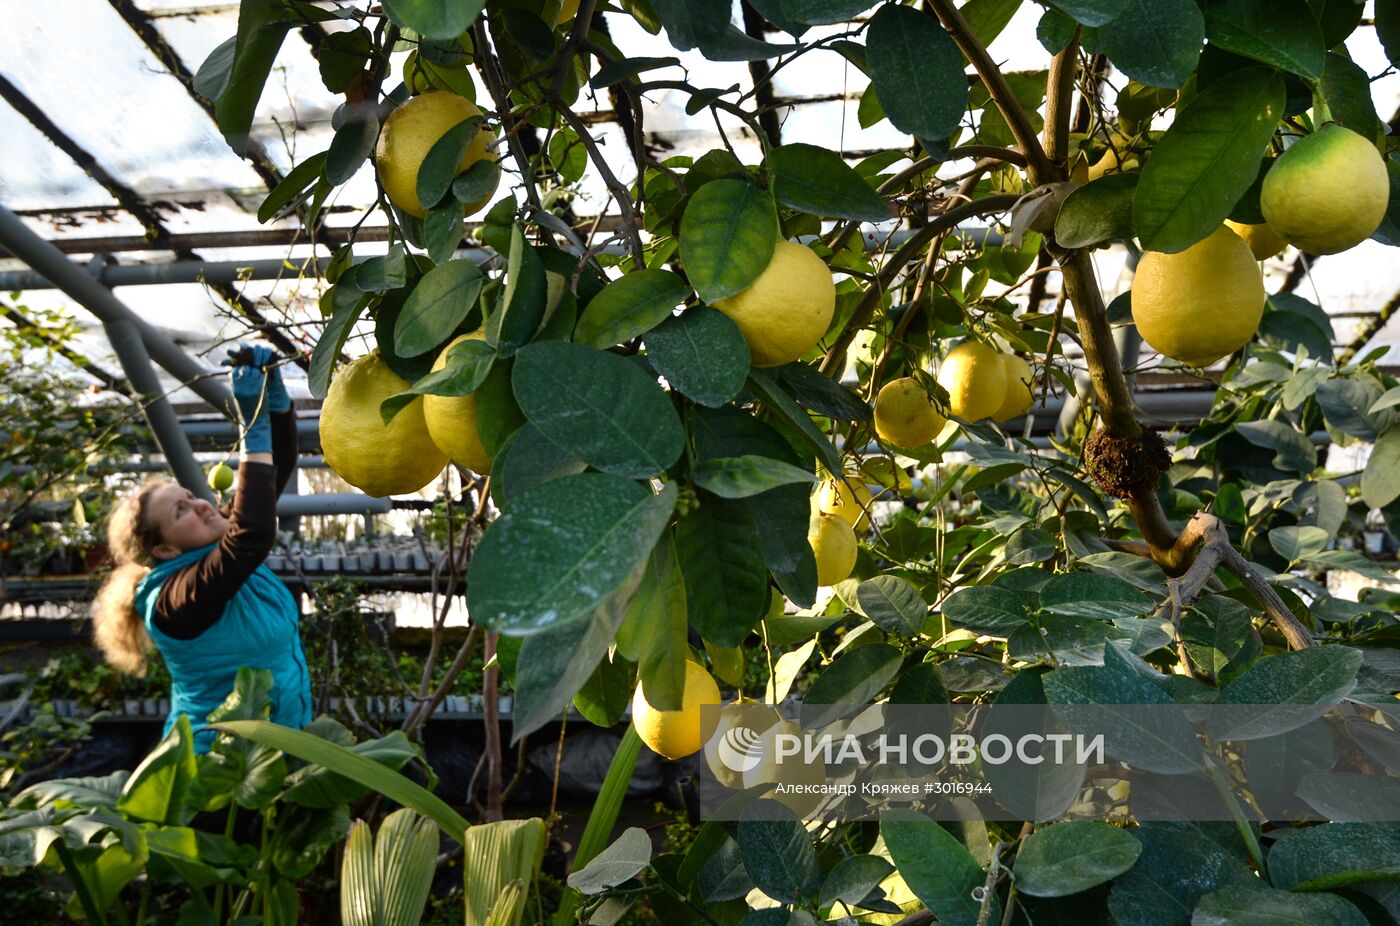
top-left (152, 407), bottom-right (298, 640)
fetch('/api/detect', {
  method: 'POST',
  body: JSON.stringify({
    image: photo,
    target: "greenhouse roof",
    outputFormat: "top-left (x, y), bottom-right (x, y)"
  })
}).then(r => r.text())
top-left (1, 0), bottom-right (1398, 408)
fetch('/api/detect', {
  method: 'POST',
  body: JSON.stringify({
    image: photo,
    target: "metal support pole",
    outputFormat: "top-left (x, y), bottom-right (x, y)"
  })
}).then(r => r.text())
top-left (0, 204), bottom-right (236, 417)
top-left (102, 318), bottom-right (215, 501)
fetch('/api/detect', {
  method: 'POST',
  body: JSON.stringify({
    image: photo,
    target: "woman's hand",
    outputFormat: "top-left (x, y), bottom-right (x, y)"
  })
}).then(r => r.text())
top-left (224, 345), bottom-right (274, 454)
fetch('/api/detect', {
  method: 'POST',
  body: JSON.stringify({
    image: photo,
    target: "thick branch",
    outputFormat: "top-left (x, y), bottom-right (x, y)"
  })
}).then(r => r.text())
top-left (924, 0), bottom-right (1053, 183)
top-left (1153, 514), bottom-right (1314, 651)
top-left (1042, 32), bottom-right (1079, 173)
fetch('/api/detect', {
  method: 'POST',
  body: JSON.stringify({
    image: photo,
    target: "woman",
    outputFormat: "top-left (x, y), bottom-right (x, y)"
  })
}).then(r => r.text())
top-left (92, 345), bottom-right (311, 753)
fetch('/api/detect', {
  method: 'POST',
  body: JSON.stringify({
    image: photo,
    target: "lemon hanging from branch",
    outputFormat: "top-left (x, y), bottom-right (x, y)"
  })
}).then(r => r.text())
top-left (375, 91), bottom-right (498, 218)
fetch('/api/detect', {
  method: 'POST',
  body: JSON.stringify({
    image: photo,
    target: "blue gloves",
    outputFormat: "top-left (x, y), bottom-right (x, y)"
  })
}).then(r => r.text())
top-left (224, 345), bottom-right (285, 454)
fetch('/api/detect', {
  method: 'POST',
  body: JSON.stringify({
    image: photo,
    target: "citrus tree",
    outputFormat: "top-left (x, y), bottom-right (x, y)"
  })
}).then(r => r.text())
top-left (194, 0), bottom-right (1400, 921)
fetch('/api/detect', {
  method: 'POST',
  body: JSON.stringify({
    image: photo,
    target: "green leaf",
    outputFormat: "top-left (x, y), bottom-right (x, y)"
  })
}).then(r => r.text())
top-left (1133, 67), bottom-right (1284, 252)
top-left (614, 533), bottom-right (689, 711)
top-left (210, 0), bottom-right (296, 154)
top-left (855, 575), bottom-right (926, 635)
top-left (1380, 0), bottom-right (1400, 67)
top-left (1205, 0), bottom-right (1326, 79)
top-left (774, 363), bottom-right (873, 422)
top-left (1268, 524), bottom-right (1330, 561)
top-left (1363, 428), bottom-right (1400, 509)
top-left (451, 158), bottom-right (501, 208)
top-left (326, 107), bottom-right (379, 185)
top-left (1043, 645), bottom-right (1204, 773)
top-left (802, 643), bottom-right (903, 726)
top-left (1269, 822), bottom-right (1400, 890)
top-left (492, 424), bottom-right (586, 508)
top-left (941, 585), bottom-right (1034, 635)
top-left (281, 731), bottom-right (419, 808)
top-left (865, 5), bottom-right (969, 140)
top-left (1040, 573), bottom-right (1151, 620)
top-left (1320, 51), bottom-right (1382, 139)
top-left (515, 583), bottom-right (647, 740)
top-left (1054, 172), bottom-right (1139, 247)
top-left (590, 56), bottom-right (682, 88)
top-left (1193, 879), bottom-right (1369, 926)
top-left (209, 721), bottom-right (470, 839)
top-left (258, 151), bottom-right (327, 223)
top-left (380, 335), bottom-right (494, 425)
top-left (1009, 614), bottom-right (1137, 666)
top-left (395, 260), bottom-right (485, 357)
top-left (1235, 418), bottom-right (1317, 473)
top-left (468, 474), bottom-right (675, 635)
top-left (568, 827), bottom-right (653, 894)
top-left (416, 116), bottom-right (483, 216)
top-left (962, 0), bottom-right (1022, 44)
top-left (381, 0), bottom-right (485, 39)
top-left (424, 199), bottom-right (466, 265)
top-left (317, 26), bottom-right (372, 93)
top-left (473, 358), bottom-right (528, 458)
top-left (1317, 379), bottom-right (1389, 440)
top-left (1106, 824), bottom-right (1254, 926)
top-left (512, 341), bottom-right (685, 477)
top-left (352, 243), bottom-right (407, 292)
top-left (1210, 645), bottom-right (1362, 740)
top-left (680, 180), bottom-right (778, 302)
top-left (1304, 548), bottom-right (1400, 584)
top-left (882, 813), bottom-right (993, 926)
top-left (645, 306), bottom-right (750, 407)
top-left (573, 652), bottom-right (633, 726)
top-left (488, 225), bottom-right (548, 358)
top-left (575, 269), bottom-right (691, 349)
top-left (1051, 0), bottom-right (1123, 27)
top-left (818, 854), bottom-right (896, 909)
top-left (675, 492), bottom-right (770, 647)
top-left (736, 807), bottom-right (820, 904)
top-left (692, 455), bottom-right (815, 498)
top-left (116, 716), bottom-right (197, 826)
top-left (1014, 821), bottom-right (1141, 897)
top-left (1098, 0), bottom-right (1204, 88)
top-left (746, 368), bottom-right (841, 476)
top-left (768, 144), bottom-right (890, 221)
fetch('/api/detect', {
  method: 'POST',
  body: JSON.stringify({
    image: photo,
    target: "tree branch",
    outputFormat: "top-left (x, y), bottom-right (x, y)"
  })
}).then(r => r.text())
top-left (924, 0), bottom-right (1053, 183)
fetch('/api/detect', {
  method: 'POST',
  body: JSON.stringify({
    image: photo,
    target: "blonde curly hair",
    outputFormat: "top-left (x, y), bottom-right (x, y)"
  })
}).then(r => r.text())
top-left (90, 478), bottom-right (167, 676)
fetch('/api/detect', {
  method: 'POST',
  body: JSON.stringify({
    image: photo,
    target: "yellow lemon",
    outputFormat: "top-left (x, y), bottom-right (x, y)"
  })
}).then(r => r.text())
top-left (816, 474), bottom-right (875, 531)
top-left (423, 331), bottom-right (492, 474)
top-left (206, 462), bottom-right (235, 493)
top-left (1086, 144), bottom-right (1138, 182)
top-left (937, 341), bottom-right (1007, 422)
top-left (1225, 220), bottom-right (1288, 261)
top-left (375, 91), bottom-right (498, 218)
top-left (741, 719), bottom-right (830, 816)
top-left (809, 513), bottom-right (857, 586)
top-left (1132, 226), bottom-right (1265, 367)
top-left (553, 0), bottom-right (581, 25)
top-left (320, 352), bottom-right (449, 497)
top-left (632, 659), bottom-right (722, 760)
top-left (873, 377), bottom-right (946, 447)
top-left (992, 353), bottom-right (1034, 423)
top-left (1260, 124), bottom-right (1388, 255)
top-left (713, 240), bottom-right (836, 367)
top-left (702, 699), bottom-right (782, 789)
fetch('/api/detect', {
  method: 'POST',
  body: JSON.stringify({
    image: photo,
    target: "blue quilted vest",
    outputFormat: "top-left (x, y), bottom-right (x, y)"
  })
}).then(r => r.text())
top-left (135, 544), bottom-right (312, 753)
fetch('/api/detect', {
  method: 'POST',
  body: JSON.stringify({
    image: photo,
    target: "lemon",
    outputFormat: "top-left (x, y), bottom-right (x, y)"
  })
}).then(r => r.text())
top-left (1086, 143), bottom-right (1138, 182)
top-left (553, 0), bottom-right (580, 25)
top-left (741, 719), bottom-right (829, 816)
top-left (937, 341), bottom-right (1007, 422)
top-left (873, 377), bottom-right (945, 447)
top-left (206, 462), bottom-right (235, 493)
top-left (422, 331), bottom-right (492, 474)
top-left (632, 659), bottom-right (722, 760)
top-left (375, 91), bottom-right (498, 218)
top-left (320, 352), bottom-right (449, 497)
top-left (713, 240), bottom-right (836, 367)
top-left (1260, 124), bottom-right (1388, 255)
top-left (702, 699), bottom-right (781, 789)
top-left (992, 354), bottom-right (1034, 423)
top-left (1225, 220), bottom-right (1288, 261)
top-left (816, 475), bottom-right (875, 531)
top-left (1132, 226), bottom-right (1265, 367)
top-left (809, 513), bottom-right (857, 586)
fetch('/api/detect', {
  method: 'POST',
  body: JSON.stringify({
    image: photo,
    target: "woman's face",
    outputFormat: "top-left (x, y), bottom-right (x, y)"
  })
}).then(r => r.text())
top-left (147, 483), bottom-right (229, 560)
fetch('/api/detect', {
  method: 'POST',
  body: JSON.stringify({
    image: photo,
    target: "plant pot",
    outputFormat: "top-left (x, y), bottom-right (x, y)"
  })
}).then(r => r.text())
top-left (497, 695), bottom-right (513, 714)
top-left (123, 699), bottom-right (141, 716)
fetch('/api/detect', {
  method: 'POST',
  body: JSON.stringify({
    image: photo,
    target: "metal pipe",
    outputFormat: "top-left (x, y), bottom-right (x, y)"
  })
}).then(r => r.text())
top-left (0, 204), bottom-right (237, 417)
top-left (274, 493), bottom-right (392, 516)
top-left (101, 318), bottom-right (215, 501)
